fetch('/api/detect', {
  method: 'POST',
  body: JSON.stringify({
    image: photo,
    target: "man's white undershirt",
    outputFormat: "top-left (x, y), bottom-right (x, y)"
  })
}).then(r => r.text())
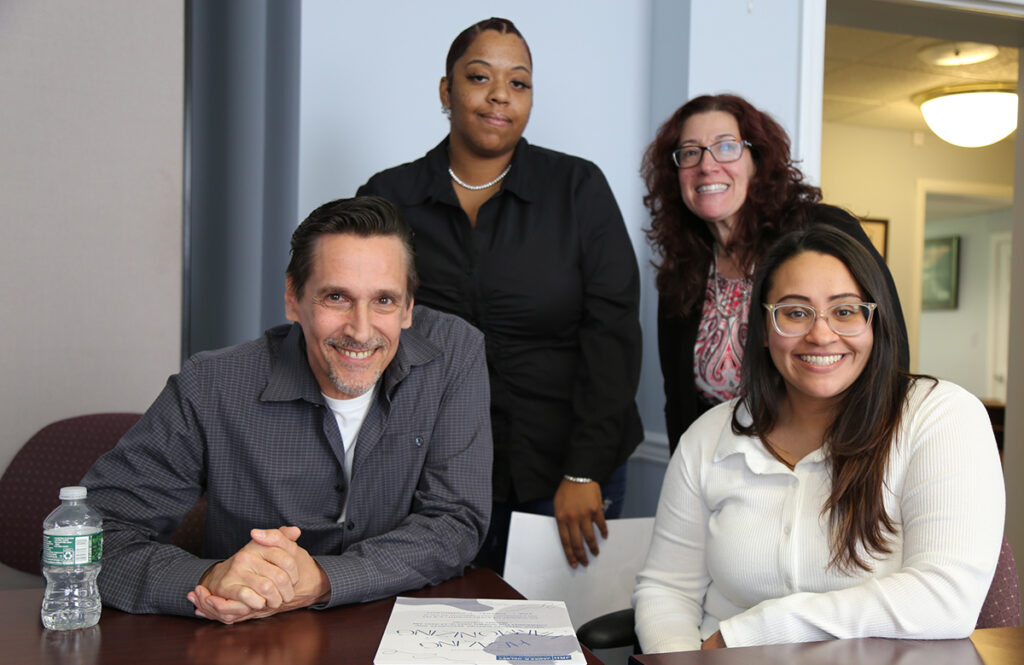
top-left (322, 383), bottom-right (377, 522)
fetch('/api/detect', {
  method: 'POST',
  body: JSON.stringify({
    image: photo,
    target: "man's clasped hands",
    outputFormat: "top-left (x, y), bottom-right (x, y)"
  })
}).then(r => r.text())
top-left (187, 526), bottom-right (331, 624)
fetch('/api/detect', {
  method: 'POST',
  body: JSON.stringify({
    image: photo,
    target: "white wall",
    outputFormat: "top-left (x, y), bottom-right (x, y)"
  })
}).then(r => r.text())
top-left (299, 1), bottom-right (821, 450)
top-left (299, 3), bottom-right (826, 518)
top-left (0, 1), bottom-right (183, 584)
top-left (920, 210), bottom-right (1014, 396)
top-left (299, 0), bottom-right (651, 252)
top-left (299, 0), bottom-right (659, 434)
top-left (686, 1), bottom-right (825, 180)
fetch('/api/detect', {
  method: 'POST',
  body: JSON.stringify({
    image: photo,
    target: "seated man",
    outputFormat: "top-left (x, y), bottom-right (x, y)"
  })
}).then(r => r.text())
top-left (82, 196), bottom-right (492, 624)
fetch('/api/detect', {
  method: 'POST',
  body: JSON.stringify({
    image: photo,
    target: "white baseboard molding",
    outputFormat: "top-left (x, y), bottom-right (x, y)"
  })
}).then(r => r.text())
top-left (631, 431), bottom-right (671, 466)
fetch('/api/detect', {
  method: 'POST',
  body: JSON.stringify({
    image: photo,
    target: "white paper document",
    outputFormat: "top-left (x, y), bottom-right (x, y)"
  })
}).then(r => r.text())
top-left (503, 513), bottom-right (654, 629)
top-left (374, 597), bottom-right (586, 665)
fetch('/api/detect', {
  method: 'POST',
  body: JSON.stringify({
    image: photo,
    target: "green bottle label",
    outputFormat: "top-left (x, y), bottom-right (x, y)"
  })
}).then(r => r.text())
top-left (42, 531), bottom-right (102, 566)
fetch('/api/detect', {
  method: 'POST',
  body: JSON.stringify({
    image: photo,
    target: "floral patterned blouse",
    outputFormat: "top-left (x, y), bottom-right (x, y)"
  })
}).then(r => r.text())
top-left (694, 265), bottom-right (751, 405)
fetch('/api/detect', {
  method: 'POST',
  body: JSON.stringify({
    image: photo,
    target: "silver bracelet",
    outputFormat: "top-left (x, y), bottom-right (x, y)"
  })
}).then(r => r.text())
top-left (563, 474), bottom-right (594, 484)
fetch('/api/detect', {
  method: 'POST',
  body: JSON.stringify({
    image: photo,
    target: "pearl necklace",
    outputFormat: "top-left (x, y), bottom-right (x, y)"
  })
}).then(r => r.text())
top-left (448, 163), bottom-right (511, 191)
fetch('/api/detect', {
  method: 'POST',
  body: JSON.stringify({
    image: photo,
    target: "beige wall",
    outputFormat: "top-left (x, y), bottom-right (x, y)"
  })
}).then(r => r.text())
top-left (820, 122), bottom-right (1015, 366)
top-left (0, 0), bottom-right (183, 585)
top-left (1005, 86), bottom-right (1024, 598)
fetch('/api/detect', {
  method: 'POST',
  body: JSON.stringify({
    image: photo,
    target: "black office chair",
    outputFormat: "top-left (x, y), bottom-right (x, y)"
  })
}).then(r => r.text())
top-left (576, 608), bottom-right (638, 652)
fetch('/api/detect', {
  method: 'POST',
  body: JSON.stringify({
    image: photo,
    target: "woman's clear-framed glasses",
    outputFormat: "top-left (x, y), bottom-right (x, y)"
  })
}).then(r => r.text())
top-left (671, 139), bottom-right (752, 168)
top-left (763, 302), bottom-right (877, 337)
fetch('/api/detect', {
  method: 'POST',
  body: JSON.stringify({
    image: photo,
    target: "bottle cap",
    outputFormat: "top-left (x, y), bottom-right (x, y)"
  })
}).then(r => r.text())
top-left (59, 486), bottom-right (87, 500)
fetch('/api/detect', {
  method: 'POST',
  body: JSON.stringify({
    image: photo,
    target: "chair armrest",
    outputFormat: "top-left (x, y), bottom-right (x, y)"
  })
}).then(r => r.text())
top-left (576, 608), bottom-right (636, 650)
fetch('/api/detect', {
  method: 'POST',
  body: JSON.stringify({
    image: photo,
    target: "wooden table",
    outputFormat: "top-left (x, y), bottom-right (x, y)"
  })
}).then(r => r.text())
top-left (2, 568), bottom-right (603, 665)
top-left (629, 626), bottom-right (1023, 665)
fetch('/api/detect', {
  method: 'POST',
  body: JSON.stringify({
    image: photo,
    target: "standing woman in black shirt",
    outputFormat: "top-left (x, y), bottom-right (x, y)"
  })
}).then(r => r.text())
top-left (359, 17), bottom-right (643, 573)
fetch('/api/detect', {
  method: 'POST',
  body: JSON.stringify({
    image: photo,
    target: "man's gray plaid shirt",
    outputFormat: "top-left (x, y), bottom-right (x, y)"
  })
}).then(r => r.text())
top-left (82, 305), bottom-right (492, 616)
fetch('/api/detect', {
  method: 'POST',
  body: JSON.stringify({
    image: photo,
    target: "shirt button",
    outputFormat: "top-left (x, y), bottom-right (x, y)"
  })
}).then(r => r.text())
top-left (346, 521), bottom-right (355, 531)
top-left (783, 525), bottom-right (792, 535)
top-left (414, 436), bottom-right (423, 447)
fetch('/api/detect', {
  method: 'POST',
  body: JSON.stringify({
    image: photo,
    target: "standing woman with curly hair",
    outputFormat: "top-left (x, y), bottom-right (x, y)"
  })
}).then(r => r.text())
top-left (643, 94), bottom-right (908, 451)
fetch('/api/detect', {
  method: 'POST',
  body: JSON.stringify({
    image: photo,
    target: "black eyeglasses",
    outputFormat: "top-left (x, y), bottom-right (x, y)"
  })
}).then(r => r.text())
top-left (671, 139), bottom-right (752, 168)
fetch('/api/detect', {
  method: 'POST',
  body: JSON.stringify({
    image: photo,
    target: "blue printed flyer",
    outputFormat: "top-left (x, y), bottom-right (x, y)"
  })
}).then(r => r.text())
top-left (373, 597), bottom-right (586, 665)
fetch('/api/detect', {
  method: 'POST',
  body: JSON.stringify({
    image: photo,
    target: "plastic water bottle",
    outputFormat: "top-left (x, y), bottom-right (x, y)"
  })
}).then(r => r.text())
top-left (41, 486), bottom-right (103, 630)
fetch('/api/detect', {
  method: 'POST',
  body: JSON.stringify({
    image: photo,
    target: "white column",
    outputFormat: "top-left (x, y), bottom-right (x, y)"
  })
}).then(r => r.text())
top-left (678, 0), bottom-right (825, 183)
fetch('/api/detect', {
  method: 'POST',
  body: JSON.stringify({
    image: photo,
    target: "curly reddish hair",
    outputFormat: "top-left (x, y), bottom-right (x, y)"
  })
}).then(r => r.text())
top-left (642, 94), bottom-right (821, 315)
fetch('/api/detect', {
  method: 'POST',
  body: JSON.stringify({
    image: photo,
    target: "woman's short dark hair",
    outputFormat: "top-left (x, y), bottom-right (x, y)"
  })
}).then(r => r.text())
top-left (734, 223), bottom-right (915, 572)
top-left (445, 17), bottom-right (532, 84)
top-left (286, 196), bottom-right (418, 300)
top-left (643, 94), bottom-right (821, 315)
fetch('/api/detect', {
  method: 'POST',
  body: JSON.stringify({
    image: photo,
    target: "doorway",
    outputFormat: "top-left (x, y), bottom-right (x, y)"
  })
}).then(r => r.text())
top-left (919, 190), bottom-right (1013, 400)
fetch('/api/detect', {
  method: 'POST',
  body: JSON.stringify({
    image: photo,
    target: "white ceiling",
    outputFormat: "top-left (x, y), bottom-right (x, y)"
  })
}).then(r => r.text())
top-left (926, 192), bottom-right (1013, 220)
top-left (823, 24), bottom-right (1016, 219)
top-left (823, 24), bottom-right (1018, 135)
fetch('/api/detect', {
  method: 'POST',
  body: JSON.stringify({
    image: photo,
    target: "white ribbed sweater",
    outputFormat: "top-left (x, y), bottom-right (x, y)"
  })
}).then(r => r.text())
top-left (633, 379), bottom-right (1005, 653)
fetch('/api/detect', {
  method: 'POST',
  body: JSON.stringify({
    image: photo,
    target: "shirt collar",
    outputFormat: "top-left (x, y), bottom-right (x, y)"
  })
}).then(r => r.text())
top-left (261, 323), bottom-right (324, 404)
top-left (417, 136), bottom-right (536, 206)
top-left (496, 137), bottom-right (535, 203)
top-left (379, 306), bottom-right (443, 395)
top-left (423, 139), bottom-right (457, 206)
top-left (713, 400), bottom-right (827, 474)
top-left (261, 311), bottom-right (442, 404)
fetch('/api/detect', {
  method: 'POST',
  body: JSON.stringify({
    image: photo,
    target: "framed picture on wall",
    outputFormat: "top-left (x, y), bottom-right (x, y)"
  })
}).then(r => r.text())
top-left (922, 235), bottom-right (960, 310)
top-left (859, 218), bottom-right (888, 260)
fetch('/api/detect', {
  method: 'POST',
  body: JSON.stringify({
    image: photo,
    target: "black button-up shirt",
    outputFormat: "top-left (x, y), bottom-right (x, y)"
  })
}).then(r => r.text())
top-left (359, 138), bottom-right (643, 502)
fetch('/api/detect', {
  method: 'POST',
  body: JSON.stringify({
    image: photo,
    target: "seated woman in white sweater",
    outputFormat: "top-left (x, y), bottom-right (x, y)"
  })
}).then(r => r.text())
top-left (633, 224), bottom-right (1005, 653)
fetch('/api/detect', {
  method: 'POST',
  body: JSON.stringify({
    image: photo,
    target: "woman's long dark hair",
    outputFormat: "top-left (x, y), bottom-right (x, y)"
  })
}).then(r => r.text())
top-left (733, 224), bottom-right (918, 572)
top-left (642, 94), bottom-right (821, 315)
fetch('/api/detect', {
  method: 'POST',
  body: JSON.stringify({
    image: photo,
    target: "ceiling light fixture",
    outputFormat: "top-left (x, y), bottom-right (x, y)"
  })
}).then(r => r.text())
top-left (917, 42), bottom-right (999, 67)
top-left (912, 83), bottom-right (1018, 148)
